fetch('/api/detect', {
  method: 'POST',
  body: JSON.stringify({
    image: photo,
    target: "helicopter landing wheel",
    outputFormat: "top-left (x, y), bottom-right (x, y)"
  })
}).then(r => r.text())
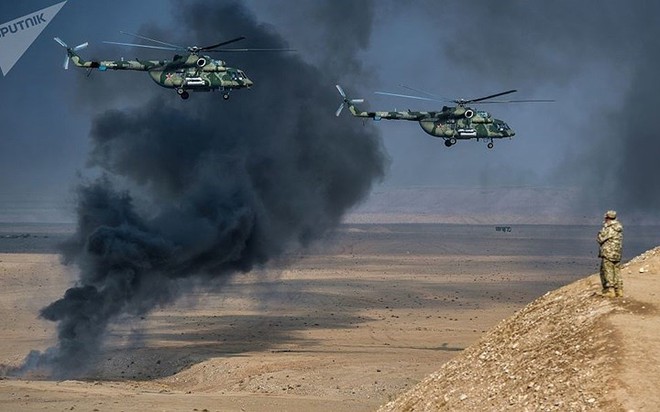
top-left (444, 140), bottom-right (453, 147)
top-left (223, 93), bottom-right (230, 100)
top-left (180, 91), bottom-right (189, 100)
top-left (487, 142), bottom-right (494, 149)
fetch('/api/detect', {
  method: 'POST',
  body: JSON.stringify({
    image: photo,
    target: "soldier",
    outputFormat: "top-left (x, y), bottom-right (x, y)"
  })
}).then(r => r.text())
top-left (597, 210), bottom-right (624, 297)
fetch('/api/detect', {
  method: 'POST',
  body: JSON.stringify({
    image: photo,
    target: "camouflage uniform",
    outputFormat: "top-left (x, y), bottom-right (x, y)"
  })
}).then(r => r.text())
top-left (597, 210), bottom-right (623, 297)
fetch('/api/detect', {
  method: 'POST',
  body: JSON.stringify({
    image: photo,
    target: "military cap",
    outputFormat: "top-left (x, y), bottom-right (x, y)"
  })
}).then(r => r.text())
top-left (604, 210), bottom-right (617, 219)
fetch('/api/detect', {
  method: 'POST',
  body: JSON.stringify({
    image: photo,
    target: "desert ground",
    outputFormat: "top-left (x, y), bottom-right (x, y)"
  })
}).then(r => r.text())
top-left (0, 223), bottom-right (658, 411)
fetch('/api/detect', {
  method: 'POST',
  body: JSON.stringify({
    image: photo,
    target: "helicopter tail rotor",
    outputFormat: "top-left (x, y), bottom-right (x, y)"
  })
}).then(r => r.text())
top-left (54, 37), bottom-right (88, 70)
top-left (335, 85), bottom-right (364, 117)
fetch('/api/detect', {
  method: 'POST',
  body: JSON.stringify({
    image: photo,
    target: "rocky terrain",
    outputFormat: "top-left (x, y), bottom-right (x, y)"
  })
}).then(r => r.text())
top-left (379, 247), bottom-right (660, 411)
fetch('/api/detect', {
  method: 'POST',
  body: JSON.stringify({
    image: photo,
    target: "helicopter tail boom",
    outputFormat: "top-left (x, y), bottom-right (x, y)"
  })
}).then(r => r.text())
top-left (54, 37), bottom-right (157, 72)
top-left (336, 85), bottom-right (430, 121)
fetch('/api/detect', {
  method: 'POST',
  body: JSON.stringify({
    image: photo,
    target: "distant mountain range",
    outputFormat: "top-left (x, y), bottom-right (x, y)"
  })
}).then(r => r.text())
top-left (0, 187), bottom-right (650, 225)
top-left (346, 186), bottom-right (605, 225)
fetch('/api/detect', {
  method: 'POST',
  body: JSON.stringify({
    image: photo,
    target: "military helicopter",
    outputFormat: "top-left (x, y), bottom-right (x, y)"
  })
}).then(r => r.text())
top-left (335, 85), bottom-right (552, 148)
top-left (54, 32), bottom-right (292, 100)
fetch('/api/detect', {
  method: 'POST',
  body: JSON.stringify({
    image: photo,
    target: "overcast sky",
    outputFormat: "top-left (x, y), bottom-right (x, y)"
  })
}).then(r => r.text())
top-left (1, 1), bottom-right (659, 222)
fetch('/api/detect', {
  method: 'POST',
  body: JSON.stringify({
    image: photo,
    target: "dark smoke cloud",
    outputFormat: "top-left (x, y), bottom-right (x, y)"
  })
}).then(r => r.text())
top-left (244, 0), bottom-right (375, 81)
top-left (18, 0), bottom-right (385, 377)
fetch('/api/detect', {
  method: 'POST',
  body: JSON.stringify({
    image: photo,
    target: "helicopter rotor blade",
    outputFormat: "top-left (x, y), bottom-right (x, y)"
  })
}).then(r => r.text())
top-left (53, 37), bottom-right (68, 48)
top-left (335, 85), bottom-right (365, 116)
top-left (466, 89), bottom-right (518, 104)
top-left (399, 84), bottom-right (452, 101)
top-left (200, 36), bottom-right (246, 51)
top-left (102, 41), bottom-right (180, 51)
top-left (119, 31), bottom-right (183, 49)
top-left (73, 42), bottom-right (88, 51)
top-left (375, 91), bottom-right (441, 103)
top-left (55, 37), bottom-right (70, 69)
top-left (204, 48), bottom-right (296, 53)
top-left (336, 84), bottom-right (346, 98)
top-left (474, 99), bottom-right (556, 104)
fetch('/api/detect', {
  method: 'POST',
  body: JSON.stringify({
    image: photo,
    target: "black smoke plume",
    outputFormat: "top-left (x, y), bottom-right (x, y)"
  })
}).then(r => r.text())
top-left (20, 0), bottom-right (384, 377)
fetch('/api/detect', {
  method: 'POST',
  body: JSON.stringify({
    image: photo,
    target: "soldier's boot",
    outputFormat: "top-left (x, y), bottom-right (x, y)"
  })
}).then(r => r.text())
top-left (614, 287), bottom-right (624, 298)
top-left (602, 288), bottom-right (616, 298)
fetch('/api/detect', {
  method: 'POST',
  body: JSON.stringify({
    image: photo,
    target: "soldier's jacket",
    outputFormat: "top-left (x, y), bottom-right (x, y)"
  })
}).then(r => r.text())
top-left (597, 219), bottom-right (623, 261)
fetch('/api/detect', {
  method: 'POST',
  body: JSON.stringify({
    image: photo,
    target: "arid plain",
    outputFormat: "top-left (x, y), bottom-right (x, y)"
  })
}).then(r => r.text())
top-left (0, 223), bottom-right (658, 411)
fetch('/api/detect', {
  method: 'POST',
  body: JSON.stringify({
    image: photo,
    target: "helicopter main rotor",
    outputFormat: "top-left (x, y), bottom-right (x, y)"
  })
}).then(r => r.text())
top-left (103, 31), bottom-right (293, 55)
top-left (375, 85), bottom-right (553, 106)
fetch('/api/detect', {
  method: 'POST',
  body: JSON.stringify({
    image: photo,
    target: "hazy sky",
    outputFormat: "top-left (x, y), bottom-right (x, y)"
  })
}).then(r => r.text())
top-left (1, 1), bottom-right (659, 222)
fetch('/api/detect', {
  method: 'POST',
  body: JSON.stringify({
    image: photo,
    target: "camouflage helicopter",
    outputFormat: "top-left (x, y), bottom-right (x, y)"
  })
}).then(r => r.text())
top-left (335, 85), bottom-right (552, 149)
top-left (54, 32), bottom-right (292, 100)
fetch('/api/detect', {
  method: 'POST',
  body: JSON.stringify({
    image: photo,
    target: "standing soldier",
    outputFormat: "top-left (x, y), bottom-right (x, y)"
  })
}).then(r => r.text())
top-left (597, 210), bottom-right (624, 297)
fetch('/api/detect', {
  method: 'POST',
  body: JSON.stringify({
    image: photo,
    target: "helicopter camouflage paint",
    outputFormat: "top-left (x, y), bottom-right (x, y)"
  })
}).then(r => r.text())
top-left (53, 34), bottom-right (287, 100)
top-left (335, 85), bottom-right (551, 149)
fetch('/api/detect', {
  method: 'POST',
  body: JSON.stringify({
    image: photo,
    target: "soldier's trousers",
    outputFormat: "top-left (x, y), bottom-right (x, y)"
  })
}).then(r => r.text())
top-left (600, 258), bottom-right (622, 290)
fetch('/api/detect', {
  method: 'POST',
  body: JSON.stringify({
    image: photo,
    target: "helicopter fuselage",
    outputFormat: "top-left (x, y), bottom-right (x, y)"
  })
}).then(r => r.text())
top-left (145, 54), bottom-right (253, 92)
top-left (66, 50), bottom-right (253, 97)
top-left (346, 103), bottom-right (515, 140)
top-left (417, 107), bottom-right (514, 140)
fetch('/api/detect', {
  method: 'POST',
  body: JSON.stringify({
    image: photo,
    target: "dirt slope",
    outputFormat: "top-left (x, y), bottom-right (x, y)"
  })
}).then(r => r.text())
top-left (379, 247), bottom-right (660, 412)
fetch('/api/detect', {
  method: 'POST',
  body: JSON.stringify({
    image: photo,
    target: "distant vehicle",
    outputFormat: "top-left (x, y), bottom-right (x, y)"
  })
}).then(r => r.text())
top-left (55, 32), bottom-right (293, 100)
top-left (336, 85), bottom-right (552, 149)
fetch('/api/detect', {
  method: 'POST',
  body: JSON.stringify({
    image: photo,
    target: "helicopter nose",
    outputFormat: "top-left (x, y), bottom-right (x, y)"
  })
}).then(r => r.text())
top-left (245, 77), bottom-right (253, 87)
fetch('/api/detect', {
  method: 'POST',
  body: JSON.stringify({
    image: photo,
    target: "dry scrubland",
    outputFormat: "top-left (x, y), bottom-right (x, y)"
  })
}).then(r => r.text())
top-left (0, 224), bottom-right (657, 411)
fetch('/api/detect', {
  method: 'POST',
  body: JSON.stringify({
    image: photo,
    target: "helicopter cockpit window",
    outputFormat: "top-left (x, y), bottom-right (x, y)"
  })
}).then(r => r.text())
top-left (477, 110), bottom-right (490, 118)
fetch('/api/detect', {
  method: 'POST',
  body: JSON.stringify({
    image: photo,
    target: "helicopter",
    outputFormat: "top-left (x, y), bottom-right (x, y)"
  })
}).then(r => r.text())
top-left (54, 32), bottom-right (292, 100)
top-left (335, 85), bottom-right (552, 149)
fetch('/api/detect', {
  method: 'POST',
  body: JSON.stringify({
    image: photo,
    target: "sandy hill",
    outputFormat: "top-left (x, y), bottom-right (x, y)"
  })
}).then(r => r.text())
top-left (379, 247), bottom-right (660, 412)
